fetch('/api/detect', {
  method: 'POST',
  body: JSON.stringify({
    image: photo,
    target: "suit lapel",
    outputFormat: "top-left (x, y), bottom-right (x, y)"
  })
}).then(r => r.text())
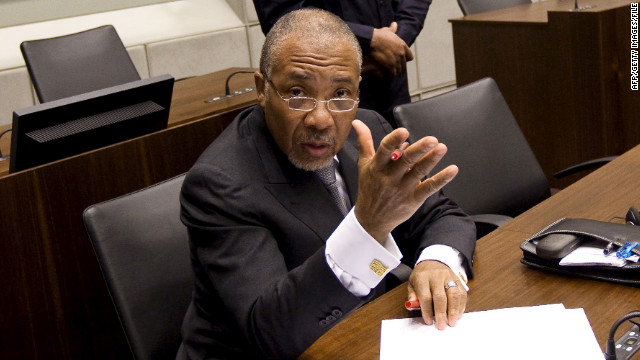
top-left (250, 110), bottom-right (344, 242)
top-left (266, 181), bottom-right (343, 242)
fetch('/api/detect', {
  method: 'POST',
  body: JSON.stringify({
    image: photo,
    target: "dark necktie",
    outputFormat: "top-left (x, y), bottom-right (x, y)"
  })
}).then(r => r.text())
top-left (314, 161), bottom-right (350, 215)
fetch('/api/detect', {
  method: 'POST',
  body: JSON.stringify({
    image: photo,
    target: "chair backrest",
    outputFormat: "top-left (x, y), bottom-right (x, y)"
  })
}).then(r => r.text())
top-left (393, 77), bottom-right (550, 218)
top-left (21, 25), bottom-right (141, 103)
top-left (457, 0), bottom-right (530, 15)
top-left (83, 174), bottom-right (191, 360)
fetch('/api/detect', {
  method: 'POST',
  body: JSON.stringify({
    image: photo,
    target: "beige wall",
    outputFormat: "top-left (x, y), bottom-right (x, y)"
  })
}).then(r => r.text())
top-left (0, 0), bottom-right (175, 28)
top-left (0, 0), bottom-right (463, 126)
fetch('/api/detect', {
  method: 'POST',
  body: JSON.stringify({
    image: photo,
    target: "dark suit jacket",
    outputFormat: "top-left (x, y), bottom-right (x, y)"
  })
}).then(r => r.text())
top-left (177, 106), bottom-right (475, 359)
top-left (252, 0), bottom-right (432, 126)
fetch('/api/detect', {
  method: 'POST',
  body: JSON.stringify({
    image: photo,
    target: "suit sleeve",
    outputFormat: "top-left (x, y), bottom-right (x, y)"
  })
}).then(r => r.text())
top-left (393, 0), bottom-right (432, 47)
top-left (181, 164), bottom-right (368, 359)
top-left (343, 0), bottom-right (432, 50)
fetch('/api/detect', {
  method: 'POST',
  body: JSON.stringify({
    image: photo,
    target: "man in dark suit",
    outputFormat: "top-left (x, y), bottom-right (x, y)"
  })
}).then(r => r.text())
top-left (176, 8), bottom-right (475, 360)
top-left (252, 0), bottom-right (431, 127)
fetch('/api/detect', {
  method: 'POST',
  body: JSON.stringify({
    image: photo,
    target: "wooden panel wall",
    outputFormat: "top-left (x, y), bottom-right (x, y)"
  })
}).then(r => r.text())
top-left (0, 108), bottom-right (240, 359)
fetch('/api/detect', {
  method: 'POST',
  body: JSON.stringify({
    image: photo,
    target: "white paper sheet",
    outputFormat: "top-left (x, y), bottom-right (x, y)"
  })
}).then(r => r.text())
top-left (559, 240), bottom-right (639, 266)
top-left (380, 304), bottom-right (604, 360)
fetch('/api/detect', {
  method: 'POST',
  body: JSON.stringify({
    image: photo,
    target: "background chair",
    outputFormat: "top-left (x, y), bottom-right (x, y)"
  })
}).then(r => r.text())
top-left (457, 0), bottom-right (531, 15)
top-left (83, 174), bottom-right (191, 360)
top-left (393, 77), bottom-right (611, 237)
top-left (21, 25), bottom-right (140, 103)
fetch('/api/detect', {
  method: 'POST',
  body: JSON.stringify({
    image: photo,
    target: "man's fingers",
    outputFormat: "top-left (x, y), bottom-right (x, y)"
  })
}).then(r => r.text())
top-left (404, 142), bottom-right (447, 180)
top-left (405, 45), bottom-right (414, 62)
top-left (392, 136), bottom-right (438, 169)
top-left (393, 141), bottom-right (454, 190)
top-left (415, 165), bottom-right (458, 199)
top-left (372, 127), bottom-right (410, 168)
top-left (374, 136), bottom-right (456, 188)
top-left (406, 281), bottom-right (416, 300)
top-left (430, 287), bottom-right (448, 330)
top-left (389, 21), bottom-right (398, 33)
top-left (446, 286), bottom-right (467, 327)
top-left (419, 289), bottom-right (435, 326)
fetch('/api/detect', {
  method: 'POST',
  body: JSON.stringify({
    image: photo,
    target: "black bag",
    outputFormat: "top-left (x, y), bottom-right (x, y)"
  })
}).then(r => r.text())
top-left (520, 218), bottom-right (640, 286)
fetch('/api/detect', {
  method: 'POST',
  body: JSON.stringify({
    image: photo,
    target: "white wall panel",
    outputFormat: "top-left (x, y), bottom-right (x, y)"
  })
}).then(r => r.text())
top-left (247, 25), bottom-right (265, 69)
top-left (147, 29), bottom-right (250, 80)
top-left (127, 45), bottom-right (150, 79)
top-left (415, 0), bottom-right (463, 93)
top-left (0, 67), bottom-right (33, 126)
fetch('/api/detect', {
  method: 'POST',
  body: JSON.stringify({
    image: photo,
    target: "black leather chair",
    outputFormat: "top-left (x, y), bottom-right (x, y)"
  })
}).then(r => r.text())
top-left (393, 78), bottom-right (612, 237)
top-left (457, 0), bottom-right (530, 15)
top-left (21, 25), bottom-right (141, 103)
top-left (83, 174), bottom-right (191, 360)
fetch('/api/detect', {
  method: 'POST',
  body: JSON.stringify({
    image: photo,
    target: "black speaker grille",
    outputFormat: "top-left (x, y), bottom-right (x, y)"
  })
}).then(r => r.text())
top-left (25, 100), bottom-right (164, 143)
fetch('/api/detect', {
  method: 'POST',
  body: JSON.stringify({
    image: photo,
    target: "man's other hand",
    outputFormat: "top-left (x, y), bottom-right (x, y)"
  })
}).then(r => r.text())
top-left (407, 260), bottom-right (467, 329)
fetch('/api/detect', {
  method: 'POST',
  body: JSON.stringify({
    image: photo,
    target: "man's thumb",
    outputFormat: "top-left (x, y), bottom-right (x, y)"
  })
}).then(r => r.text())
top-left (352, 120), bottom-right (375, 160)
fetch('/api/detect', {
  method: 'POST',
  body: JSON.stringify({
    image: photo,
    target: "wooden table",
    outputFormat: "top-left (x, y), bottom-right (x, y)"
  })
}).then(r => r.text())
top-left (0, 68), bottom-right (257, 359)
top-left (0, 68), bottom-right (257, 177)
top-left (168, 68), bottom-right (257, 127)
top-left (450, 0), bottom-right (639, 189)
top-left (300, 144), bottom-right (640, 359)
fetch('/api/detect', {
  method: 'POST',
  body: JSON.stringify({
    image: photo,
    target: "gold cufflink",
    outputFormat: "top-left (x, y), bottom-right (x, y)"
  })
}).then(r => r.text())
top-left (369, 259), bottom-right (388, 277)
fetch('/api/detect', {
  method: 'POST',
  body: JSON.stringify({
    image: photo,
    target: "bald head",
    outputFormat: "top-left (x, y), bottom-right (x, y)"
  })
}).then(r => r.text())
top-left (259, 8), bottom-right (362, 78)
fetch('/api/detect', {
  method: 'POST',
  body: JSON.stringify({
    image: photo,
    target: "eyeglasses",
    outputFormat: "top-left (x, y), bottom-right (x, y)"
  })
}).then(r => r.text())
top-left (265, 78), bottom-right (359, 112)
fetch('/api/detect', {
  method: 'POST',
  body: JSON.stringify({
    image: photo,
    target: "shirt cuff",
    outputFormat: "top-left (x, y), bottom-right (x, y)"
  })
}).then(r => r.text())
top-left (325, 209), bottom-right (402, 296)
top-left (417, 244), bottom-right (469, 291)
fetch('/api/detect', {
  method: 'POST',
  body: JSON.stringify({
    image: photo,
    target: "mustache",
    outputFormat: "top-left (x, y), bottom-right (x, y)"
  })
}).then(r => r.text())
top-left (294, 130), bottom-right (336, 146)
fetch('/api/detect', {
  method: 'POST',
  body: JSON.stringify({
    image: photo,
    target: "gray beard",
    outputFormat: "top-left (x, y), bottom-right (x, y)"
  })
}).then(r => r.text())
top-left (288, 152), bottom-right (334, 171)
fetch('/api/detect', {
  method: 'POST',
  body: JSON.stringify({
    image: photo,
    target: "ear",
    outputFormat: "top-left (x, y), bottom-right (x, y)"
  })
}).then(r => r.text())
top-left (254, 71), bottom-right (266, 108)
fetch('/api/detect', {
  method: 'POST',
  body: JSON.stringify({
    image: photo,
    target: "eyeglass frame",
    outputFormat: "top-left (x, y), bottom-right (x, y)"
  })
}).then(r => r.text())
top-left (263, 76), bottom-right (359, 113)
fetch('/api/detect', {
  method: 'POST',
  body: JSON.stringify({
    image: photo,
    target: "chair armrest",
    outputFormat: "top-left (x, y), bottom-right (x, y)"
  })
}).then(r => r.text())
top-left (553, 156), bottom-right (617, 178)
top-left (471, 213), bottom-right (514, 239)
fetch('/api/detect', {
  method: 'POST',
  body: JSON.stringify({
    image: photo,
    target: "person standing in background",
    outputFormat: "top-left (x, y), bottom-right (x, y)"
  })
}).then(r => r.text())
top-left (252, 0), bottom-right (431, 127)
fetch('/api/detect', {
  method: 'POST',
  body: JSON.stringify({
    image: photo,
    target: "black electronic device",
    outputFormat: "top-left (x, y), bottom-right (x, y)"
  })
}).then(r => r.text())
top-left (535, 233), bottom-right (585, 259)
top-left (615, 324), bottom-right (640, 360)
top-left (9, 74), bottom-right (174, 173)
top-left (626, 206), bottom-right (640, 226)
top-left (606, 312), bottom-right (640, 360)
